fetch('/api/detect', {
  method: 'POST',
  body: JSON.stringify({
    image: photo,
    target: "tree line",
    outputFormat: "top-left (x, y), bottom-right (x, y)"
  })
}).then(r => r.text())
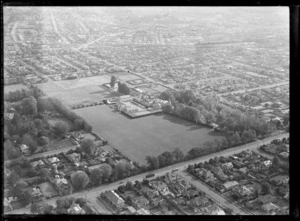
top-left (159, 90), bottom-right (278, 137)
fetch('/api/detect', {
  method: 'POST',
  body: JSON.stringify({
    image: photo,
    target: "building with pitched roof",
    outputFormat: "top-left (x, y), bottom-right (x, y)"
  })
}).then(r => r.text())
top-left (102, 190), bottom-right (125, 209)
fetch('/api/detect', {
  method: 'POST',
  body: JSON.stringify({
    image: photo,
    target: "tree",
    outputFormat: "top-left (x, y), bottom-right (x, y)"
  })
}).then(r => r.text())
top-left (115, 162), bottom-right (131, 179)
top-left (161, 103), bottom-right (173, 113)
top-left (71, 171), bottom-right (90, 190)
top-left (272, 156), bottom-right (280, 167)
top-left (54, 122), bottom-right (69, 138)
top-left (74, 118), bottom-right (85, 130)
top-left (41, 204), bottom-right (54, 214)
top-left (89, 168), bottom-right (103, 185)
top-left (125, 181), bottom-right (133, 191)
top-left (56, 198), bottom-right (66, 209)
top-left (37, 97), bottom-right (54, 112)
top-left (40, 168), bottom-right (51, 180)
top-left (172, 148), bottom-right (184, 162)
top-left (7, 171), bottom-right (20, 187)
top-left (99, 163), bottom-right (112, 181)
top-left (145, 156), bottom-right (159, 170)
top-left (22, 133), bottom-right (37, 153)
top-left (159, 91), bottom-right (175, 103)
top-left (118, 82), bottom-right (130, 95)
top-left (4, 140), bottom-right (21, 160)
top-left (38, 136), bottom-right (49, 146)
top-left (261, 182), bottom-right (272, 195)
top-left (118, 185), bottom-right (126, 193)
top-left (110, 76), bottom-right (117, 88)
top-left (75, 197), bottom-right (87, 207)
top-left (31, 203), bottom-right (41, 214)
top-left (161, 151), bottom-right (175, 166)
top-left (21, 96), bottom-right (38, 116)
top-left (80, 139), bottom-right (94, 156)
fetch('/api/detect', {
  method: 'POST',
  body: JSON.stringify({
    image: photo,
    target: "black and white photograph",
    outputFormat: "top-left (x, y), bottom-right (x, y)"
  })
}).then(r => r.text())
top-left (3, 6), bottom-right (290, 216)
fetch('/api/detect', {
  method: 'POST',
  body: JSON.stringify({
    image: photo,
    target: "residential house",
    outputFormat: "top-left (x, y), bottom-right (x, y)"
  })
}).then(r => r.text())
top-left (263, 160), bottom-right (272, 168)
top-left (164, 172), bottom-right (179, 184)
top-left (279, 152), bottom-right (289, 160)
top-left (4, 198), bottom-right (13, 212)
top-left (20, 144), bottom-right (30, 156)
top-left (238, 167), bottom-right (248, 174)
top-left (150, 180), bottom-right (170, 195)
top-left (102, 190), bottom-right (125, 209)
top-left (48, 157), bottom-right (60, 164)
top-left (262, 202), bottom-right (279, 214)
top-left (237, 184), bottom-right (255, 197)
top-left (257, 194), bottom-right (277, 205)
top-left (141, 186), bottom-right (159, 199)
top-left (50, 177), bottom-right (71, 196)
top-left (222, 162), bottom-right (233, 170)
top-left (231, 159), bottom-right (244, 168)
top-left (31, 187), bottom-right (44, 202)
top-left (196, 168), bottom-right (216, 182)
top-left (131, 196), bottom-right (149, 209)
top-left (31, 160), bottom-right (45, 168)
top-left (222, 181), bottom-right (239, 191)
top-left (182, 189), bottom-right (200, 200)
top-left (135, 208), bottom-right (150, 215)
top-left (68, 153), bottom-right (81, 163)
top-left (67, 202), bottom-right (85, 214)
top-left (202, 204), bottom-right (225, 215)
top-left (127, 206), bottom-right (136, 214)
top-left (273, 199), bottom-right (289, 214)
top-left (190, 196), bottom-right (210, 207)
top-left (270, 175), bottom-right (289, 186)
top-left (168, 181), bottom-right (187, 196)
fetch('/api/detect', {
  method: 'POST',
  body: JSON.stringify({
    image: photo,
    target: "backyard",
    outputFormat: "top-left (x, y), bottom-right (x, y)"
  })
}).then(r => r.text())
top-left (74, 105), bottom-right (224, 165)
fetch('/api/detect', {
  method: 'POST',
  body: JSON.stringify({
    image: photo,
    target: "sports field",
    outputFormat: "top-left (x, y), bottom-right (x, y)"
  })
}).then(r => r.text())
top-left (74, 105), bottom-right (224, 165)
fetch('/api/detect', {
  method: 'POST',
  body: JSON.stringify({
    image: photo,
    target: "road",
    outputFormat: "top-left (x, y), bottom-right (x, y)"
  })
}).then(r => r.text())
top-left (25, 144), bottom-right (79, 160)
top-left (49, 10), bottom-right (70, 45)
top-left (218, 81), bottom-right (289, 96)
top-left (6, 132), bottom-right (288, 215)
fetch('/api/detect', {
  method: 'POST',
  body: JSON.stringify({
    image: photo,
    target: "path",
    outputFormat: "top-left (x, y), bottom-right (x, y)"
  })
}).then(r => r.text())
top-left (6, 132), bottom-right (288, 215)
top-left (218, 81), bottom-right (289, 96)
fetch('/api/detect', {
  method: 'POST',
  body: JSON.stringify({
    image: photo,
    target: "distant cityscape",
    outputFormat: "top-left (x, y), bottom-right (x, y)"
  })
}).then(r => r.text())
top-left (4, 7), bottom-right (289, 216)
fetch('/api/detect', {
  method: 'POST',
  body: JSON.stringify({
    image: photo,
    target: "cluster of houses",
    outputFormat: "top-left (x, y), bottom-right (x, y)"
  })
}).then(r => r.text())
top-left (187, 146), bottom-right (289, 215)
top-left (260, 141), bottom-right (289, 161)
top-left (99, 172), bottom-right (226, 215)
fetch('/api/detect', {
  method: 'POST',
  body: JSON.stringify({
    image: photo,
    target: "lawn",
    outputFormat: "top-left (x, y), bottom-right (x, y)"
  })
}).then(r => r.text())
top-left (74, 105), bottom-right (224, 165)
top-left (39, 182), bottom-right (59, 198)
top-left (4, 84), bottom-right (29, 93)
top-left (46, 139), bottom-right (74, 151)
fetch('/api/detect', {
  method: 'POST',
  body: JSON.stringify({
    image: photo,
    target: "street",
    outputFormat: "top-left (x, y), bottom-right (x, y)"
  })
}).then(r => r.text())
top-left (5, 132), bottom-right (288, 215)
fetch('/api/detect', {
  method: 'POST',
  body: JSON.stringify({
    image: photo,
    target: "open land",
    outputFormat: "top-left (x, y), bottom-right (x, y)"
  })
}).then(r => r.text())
top-left (74, 105), bottom-right (224, 165)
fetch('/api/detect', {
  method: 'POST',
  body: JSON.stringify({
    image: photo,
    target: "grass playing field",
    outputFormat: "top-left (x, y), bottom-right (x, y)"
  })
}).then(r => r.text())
top-left (74, 105), bottom-right (224, 165)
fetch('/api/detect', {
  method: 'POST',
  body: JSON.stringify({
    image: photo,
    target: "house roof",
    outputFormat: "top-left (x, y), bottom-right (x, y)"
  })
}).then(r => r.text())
top-left (262, 202), bottom-right (279, 211)
top-left (150, 180), bottom-right (168, 190)
top-left (258, 195), bottom-right (277, 204)
top-left (104, 190), bottom-right (125, 205)
top-left (136, 208), bottom-right (150, 215)
top-left (49, 157), bottom-right (60, 163)
top-left (132, 196), bottom-right (149, 206)
top-left (127, 206), bottom-right (136, 213)
top-left (207, 204), bottom-right (225, 215)
top-left (191, 196), bottom-right (209, 206)
top-left (56, 178), bottom-right (68, 187)
top-left (223, 181), bottom-right (239, 189)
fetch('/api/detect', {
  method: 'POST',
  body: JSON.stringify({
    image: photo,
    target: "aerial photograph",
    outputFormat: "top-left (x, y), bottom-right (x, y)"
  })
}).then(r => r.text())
top-left (3, 7), bottom-right (289, 216)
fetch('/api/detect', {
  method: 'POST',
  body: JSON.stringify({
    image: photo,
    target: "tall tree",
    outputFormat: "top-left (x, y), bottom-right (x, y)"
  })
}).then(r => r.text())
top-left (71, 171), bottom-right (90, 190)
top-left (89, 168), bottom-right (103, 185)
top-left (21, 96), bottom-right (38, 116)
top-left (80, 139), bottom-right (94, 156)
top-left (172, 148), bottom-right (184, 162)
top-left (110, 76), bottom-right (117, 88)
top-left (99, 163), bottom-right (112, 181)
top-left (54, 122), bottom-right (69, 138)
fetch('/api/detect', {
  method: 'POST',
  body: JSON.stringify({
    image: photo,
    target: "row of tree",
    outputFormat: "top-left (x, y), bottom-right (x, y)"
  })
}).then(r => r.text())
top-left (48, 97), bottom-right (92, 132)
top-left (159, 90), bottom-right (277, 136)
